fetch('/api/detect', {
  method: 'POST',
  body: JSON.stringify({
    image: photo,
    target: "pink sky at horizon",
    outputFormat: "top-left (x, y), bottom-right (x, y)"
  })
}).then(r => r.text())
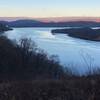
top-left (37, 17), bottom-right (100, 22)
top-left (0, 17), bottom-right (100, 22)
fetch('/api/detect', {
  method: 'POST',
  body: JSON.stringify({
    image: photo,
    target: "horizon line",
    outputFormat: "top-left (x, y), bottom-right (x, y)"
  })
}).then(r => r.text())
top-left (0, 16), bottom-right (100, 22)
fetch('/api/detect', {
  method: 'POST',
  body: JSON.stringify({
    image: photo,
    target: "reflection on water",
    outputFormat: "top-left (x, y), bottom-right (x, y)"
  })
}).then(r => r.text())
top-left (4, 27), bottom-right (100, 74)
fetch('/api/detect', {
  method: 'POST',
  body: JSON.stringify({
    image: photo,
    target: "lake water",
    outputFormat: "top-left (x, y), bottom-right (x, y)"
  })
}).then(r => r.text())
top-left (4, 27), bottom-right (100, 74)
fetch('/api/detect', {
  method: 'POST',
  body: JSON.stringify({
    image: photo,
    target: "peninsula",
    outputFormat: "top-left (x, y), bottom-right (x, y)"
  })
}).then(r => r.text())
top-left (52, 27), bottom-right (100, 41)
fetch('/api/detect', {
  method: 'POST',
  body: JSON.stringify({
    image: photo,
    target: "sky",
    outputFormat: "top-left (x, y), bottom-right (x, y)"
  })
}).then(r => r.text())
top-left (0, 0), bottom-right (100, 18)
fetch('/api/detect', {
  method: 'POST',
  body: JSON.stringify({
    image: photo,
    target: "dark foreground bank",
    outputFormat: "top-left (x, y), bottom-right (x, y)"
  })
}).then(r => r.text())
top-left (0, 78), bottom-right (100, 100)
top-left (0, 36), bottom-right (100, 100)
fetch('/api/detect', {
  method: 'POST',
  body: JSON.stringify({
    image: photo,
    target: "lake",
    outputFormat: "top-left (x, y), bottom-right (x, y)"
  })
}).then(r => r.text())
top-left (4, 27), bottom-right (100, 74)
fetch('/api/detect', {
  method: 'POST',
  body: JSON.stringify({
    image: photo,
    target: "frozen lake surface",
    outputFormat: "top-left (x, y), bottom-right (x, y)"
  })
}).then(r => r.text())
top-left (4, 27), bottom-right (100, 74)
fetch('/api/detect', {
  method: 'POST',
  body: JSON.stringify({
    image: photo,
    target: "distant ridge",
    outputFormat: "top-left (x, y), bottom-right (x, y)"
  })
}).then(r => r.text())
top-left (8, 19), bottom-right (42, 27)
top-left (0, 19), bottom-right (100, 27)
